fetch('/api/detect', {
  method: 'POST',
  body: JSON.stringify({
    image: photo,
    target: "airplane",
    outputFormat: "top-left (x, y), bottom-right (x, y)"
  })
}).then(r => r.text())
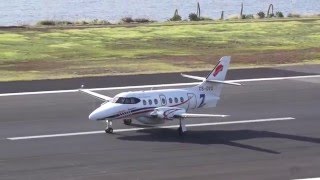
top-left (79, 56), bottom-right (241, 135)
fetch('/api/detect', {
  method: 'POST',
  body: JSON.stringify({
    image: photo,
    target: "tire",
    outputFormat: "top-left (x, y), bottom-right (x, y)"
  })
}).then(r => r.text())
top-left (105, 128), bottom-right (113, 134)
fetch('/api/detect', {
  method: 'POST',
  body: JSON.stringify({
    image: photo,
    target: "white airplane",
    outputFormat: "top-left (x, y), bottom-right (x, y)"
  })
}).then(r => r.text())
top-left (80, 56), bottom-right (241, 135)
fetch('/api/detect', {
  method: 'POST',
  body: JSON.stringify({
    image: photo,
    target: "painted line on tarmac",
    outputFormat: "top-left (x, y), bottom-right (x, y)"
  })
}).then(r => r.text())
top-left (0, 75), bottom-right (320, 97)
top-left (7, 117), bottom-right (295, 140)
top-left (293, 177), bottom-right (320, 180)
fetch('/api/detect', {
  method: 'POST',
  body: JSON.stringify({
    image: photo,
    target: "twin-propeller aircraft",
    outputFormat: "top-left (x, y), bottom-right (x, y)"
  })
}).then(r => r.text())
top-left (80, 56), bottom-right (241, 135)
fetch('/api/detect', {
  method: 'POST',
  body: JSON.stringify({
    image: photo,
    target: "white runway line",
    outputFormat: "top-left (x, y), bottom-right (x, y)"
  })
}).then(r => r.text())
top-left (0, 75), bottom-right (319, 97)
top-left (7, 117), bottom-right (295, 140)
top-left (293, 178), bottom-right (320, 180)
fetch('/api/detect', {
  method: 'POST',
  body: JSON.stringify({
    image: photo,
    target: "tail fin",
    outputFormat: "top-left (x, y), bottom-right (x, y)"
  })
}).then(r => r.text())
top-left (205, 56), bottom-right (230, 81)
top-left (197, 56), bottom-right (231, 106)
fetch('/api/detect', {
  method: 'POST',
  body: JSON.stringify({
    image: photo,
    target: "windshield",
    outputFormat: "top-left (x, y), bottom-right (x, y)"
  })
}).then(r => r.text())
top-left (112, 97), bottom-right (141, 104)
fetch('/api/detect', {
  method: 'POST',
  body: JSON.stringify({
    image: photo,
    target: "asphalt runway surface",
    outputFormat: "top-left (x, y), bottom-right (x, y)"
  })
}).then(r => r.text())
top-left (0, 66), bottom-right (320, 180)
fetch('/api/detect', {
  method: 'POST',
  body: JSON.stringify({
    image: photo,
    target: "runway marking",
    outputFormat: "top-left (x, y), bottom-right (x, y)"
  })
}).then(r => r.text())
top-left (293, 178), bottom-right (320, 180)
top-left (7, 117), bottom-right (294, 140)
top-left (0, 75), bottom-right (319, 97)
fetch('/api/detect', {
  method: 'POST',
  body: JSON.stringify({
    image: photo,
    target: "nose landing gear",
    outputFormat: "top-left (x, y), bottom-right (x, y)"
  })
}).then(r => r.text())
top-left (105, 120), bottom-right (113, 134)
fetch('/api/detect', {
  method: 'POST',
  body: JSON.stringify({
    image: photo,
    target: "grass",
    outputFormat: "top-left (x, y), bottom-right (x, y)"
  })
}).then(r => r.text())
top-left (0, 18), bottom-right (319, 81)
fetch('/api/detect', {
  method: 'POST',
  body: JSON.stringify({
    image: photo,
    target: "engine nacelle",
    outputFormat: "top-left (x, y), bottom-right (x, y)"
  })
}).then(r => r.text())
top-left (150, 107), bottom-right (186, 120)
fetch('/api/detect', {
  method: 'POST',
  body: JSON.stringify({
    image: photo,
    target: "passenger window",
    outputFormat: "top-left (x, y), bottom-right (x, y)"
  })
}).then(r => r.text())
top-left (174, 97), bottom-right (178, 103)
top-left (169, 98), bottom-right (173, 103)
top-left (180, 97), bottom-right (184, 102)
top-left (148, 99), bottom-right (152, 105)
top-left (154, 99), bottom-right (158, 105)
top-left (143, 100), bottom-right (147, 105)
top-left (162, 98), bottom-right (166, 104)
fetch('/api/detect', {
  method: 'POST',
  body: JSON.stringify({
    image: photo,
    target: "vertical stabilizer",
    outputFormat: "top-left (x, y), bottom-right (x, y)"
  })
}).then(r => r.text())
top-left (205, 56), bottom-right (231, 81)
top-left (194, 56), bottom-right (231, 108)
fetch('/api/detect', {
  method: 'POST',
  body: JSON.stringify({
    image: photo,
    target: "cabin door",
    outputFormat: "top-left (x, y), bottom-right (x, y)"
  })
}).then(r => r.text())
top-left (159, 94), bottom-right (167, 106)
top-left (187, 93), bottom-right (197, 110)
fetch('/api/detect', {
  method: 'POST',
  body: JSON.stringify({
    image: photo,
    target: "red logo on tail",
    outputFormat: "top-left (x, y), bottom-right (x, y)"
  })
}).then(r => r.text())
top-left (213, 64), bottom-right (223, 77)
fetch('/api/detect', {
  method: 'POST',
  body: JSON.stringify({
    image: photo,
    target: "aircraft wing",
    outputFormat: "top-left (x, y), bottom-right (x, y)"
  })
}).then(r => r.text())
top-left (79, 89), bottom-right (112, 102)
top-left (151, 107), bottom-right (228, 120)
top-left (176, 113), bottom-right (229, 118)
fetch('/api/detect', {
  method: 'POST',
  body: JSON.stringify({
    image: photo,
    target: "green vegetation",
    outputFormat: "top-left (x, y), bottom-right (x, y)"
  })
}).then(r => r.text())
top-left (0, 18), bottom-right (319, 81)
top-left (169, 9), bottom-right (182, 21)
top-left (37, 19), bottom-right (111, 26)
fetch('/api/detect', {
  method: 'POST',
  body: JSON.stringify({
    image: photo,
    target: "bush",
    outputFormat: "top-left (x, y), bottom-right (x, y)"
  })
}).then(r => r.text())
top-left (91, 19), bottom-right (110, 25)
top-left (75, 20), bottom-right (89, 25)
top-left (170, 14), bottom-right (182, 21)
top-left (189, 13), bottom-right (200, 21)
top-left (257, 11), bottom-right (265, 18)
top-left (134, 18), bottom-right (151, 23)
top-left (201, 17), bottom-right (213, 21)
top-left (37, 20), bottom-right (56, 26)
top-left (227, 14), bottom-right (241, 20)
top-left (243, 14), bottom-right (254, 19)
top-left (37, 20), bottom-right (73, 26)
top-left (170, 9), bottom-right (182, 21)
top-left (287, 13), bottom-right (301, 18)
top-left (267, 13), bottom-right (275, 18)
top-left (121, 17), bottom-right (134, 23)
top-left (276, 11), bottom-right (284, 18)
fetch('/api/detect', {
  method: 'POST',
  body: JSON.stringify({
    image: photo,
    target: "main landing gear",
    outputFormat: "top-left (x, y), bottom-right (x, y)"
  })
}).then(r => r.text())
top-left (123, 119), bottom-right (132, 126)
top-left (105, 120), bottom-right (113, 134)
top-left (178, 119), bottom-right (187, 136)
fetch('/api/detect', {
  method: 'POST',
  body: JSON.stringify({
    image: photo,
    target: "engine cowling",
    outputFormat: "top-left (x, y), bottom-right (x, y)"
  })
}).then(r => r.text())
top-left (150, 107), bottom-right (186, 120)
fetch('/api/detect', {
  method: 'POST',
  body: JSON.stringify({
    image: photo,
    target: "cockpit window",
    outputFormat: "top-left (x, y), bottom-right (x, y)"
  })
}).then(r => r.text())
top-left (113, 97), bottom-right (141, 104)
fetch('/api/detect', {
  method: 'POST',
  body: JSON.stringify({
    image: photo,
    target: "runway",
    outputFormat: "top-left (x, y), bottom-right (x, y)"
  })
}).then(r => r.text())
top-left (0, 66), bottom-right (320, 180)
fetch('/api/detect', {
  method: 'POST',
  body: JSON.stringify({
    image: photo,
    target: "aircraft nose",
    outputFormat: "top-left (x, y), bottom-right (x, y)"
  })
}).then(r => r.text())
top-left (89, 108), bottom-right (105, 121)
top-left (88, 111), bottom-right (99, 121)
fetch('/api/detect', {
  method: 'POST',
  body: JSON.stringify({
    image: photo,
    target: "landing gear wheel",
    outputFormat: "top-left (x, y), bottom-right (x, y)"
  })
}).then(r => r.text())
top-left (105, 127), bottom-right (113, 134)
top-left (123, 119), bottom-right (132, 125)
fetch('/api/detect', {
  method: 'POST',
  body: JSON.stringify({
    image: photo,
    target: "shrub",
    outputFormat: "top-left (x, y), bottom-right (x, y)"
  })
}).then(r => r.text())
top-left (228, 14), bottom-right (240, 20)
top-left (75, 20), bottom-right (89, 25)
top-left (121, 17), bottom-right (134, 23)
top-left (37, 20), bottom-right (56, 26)
top-left (37, 20), bottom-right (73, 26)
top-left (170, 14), bottom-right (182, 21)
top-left (134, 18), bottom-right (151, 23)
top-left (241, 14), bottom-right (254, 19)
top-left (189, 13), bottom-right (200, 21)
top-left (257, 11), bottom-right (265, 18)
top-left (267, 13), bottom-right (275, 18)
top-left (276, 11), bottom-right (284, 18)
top-left (90, 19), bottom-right (110, 25)
top-left (201, 17), bottom-right (213, 21)
top-left (287, 13), bottom-right (301, 18)
top-left (170, 9), bottom-right (182, 21)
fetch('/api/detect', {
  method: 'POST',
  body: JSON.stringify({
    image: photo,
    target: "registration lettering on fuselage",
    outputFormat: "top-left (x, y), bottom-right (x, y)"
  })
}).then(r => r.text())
top-left (198, 86), bottom-right (214, 91)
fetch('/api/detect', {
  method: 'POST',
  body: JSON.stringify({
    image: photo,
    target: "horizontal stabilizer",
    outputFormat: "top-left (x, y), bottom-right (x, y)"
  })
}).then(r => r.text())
top-left (206, 79), bottom-right (241, 86)
top-left (181, 73), bottom-right (241, 86)
top-left (79, 89), bottom-right (112, 102)
top-left (181, 73), bottom-right (205, 81)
